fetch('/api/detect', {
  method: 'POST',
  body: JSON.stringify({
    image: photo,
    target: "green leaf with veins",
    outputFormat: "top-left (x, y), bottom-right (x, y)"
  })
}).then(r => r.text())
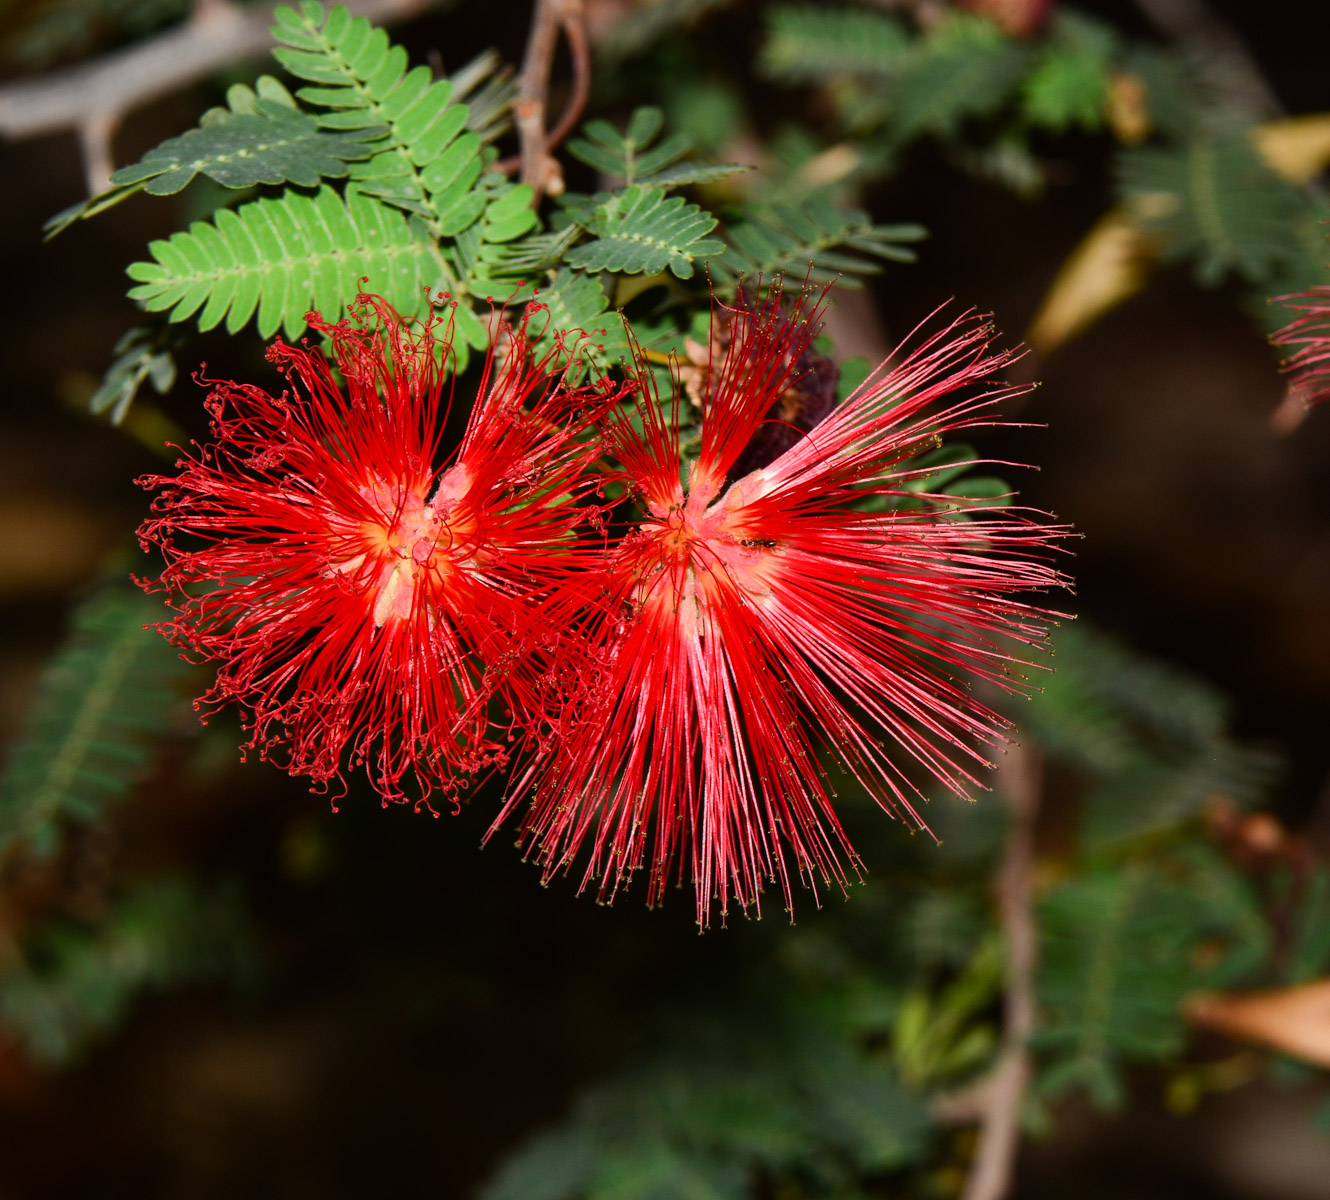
top-left (109, 101), bottom-right (386, 195)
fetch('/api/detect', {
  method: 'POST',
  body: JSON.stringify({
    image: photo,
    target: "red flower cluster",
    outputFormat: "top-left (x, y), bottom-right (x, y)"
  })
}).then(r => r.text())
top-left (501, 288), bottom-right (1068, 923)
top-left (138, 296), bottom-right (622, 808)
top-left (1271, 286), bottom-right (1330, 407)
top-left (139, 286), bottom-right (1069, 924)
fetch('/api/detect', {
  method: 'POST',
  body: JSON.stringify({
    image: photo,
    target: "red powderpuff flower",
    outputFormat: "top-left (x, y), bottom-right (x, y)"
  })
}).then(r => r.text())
top-left (138, 294), bottom-right (622, 808)
top-left (501, 286), bottom-right (1070, 926)
top-left (1271, 285), bottom-right (1330, 406)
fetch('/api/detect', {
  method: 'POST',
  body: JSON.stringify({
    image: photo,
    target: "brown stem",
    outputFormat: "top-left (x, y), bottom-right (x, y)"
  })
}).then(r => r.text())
top-left (546, 0), bottom-right (590, 154)
top-left (960, 742), bottom-right (1042, 1200)
top-left (513, 0), bottom-right (562, 195)
top-left (500, 0), bottom-right (587, 188)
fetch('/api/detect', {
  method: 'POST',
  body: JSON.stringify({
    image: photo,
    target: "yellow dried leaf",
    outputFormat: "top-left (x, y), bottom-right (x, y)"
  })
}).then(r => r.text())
top-left (1107, 71), bottom-right (1150, 145)
top-left (1024, 209), bottom-right (1153, 357)
top-left (1255, 113), bottom-right (1330, 185)
top-left (1186, 979), bottom-right (1330, 1068)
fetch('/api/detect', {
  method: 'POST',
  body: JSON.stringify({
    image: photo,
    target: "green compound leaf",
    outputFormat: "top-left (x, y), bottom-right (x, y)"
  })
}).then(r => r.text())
top-left (1019, 624), bottom-right (1278, 851)
top-left (0, 877), bottom-right (255, 1063)
top-left (124, 184), bottom-right (461, 347)
top-left (480, 1014), bottom-right (932, 1200)
top-left (887, 14), bottom-right (1033, 143)
top-left (1021, 12), bottom-right (1117, 133)
top-left (108, 100), bottom-right (386, 195)
top-left (271, 1), bottom-right (487, 240)
top-left (480, 1128), bottom-right (599, 1200)
top-left (1118, 133), bottom-right (1309, 286)
top-left (567, 105), bottom-right (751, 188)
top-left (565, 184), bottom-right (724, 279)
top-left (44, 74), bottom-right (380, 238)
top-left (0, 581), bottom-right (196, 864)
top-left (759, 4), bottom-right (911, 83)
top-left (450, 49), bottom-right (519, 144)
top-left (465, 225), bottom-right (580, 285)
top-left (1036, 851), bottom-right (1270, 1110)
top-left (531, 268), bottom-right (629, 365)
top-left (89, 323), bottom-right (181, 425)
top-left (716, 196), bottom-right (927, 286)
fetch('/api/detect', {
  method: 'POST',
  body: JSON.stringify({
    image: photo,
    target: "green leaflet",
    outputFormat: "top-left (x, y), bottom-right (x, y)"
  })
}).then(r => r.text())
top-left (481, 1129), bottom-right (600, 1200)
top-left (43, 74), bottom-right (377, 237)
top-left (1021, 12), bottom-right (1117, 132)
top-left (567, 105), bottom-right (751, 188)
top-left (760, 5), bottom-right (912, 82)
top-left (716, 197), bottom-right (927, 286)
top-left (123, 185), bottom-right (470, 350)
top-left (1036, 851), bottom-right (1269, 1109)
top-left (108, 100), bottom-right (386, 195)
top-left (479, 1013), bottom-right (931, 1200)
top-left (886, 14), bottom-right (1033, 143)
top-left (266, 3), bottom-right (534, 353)
top-left (271, 1), bottom-right (487, 238)
top-left (530, 269), bottom-right (630, 367)
top-left (565, 185), bottom-right (724, 279)
top-left (1020, 625), bottom-right (1278, 850)
top-left (0, 582), bottom-right (195, 864)
top-left (89, 323), bottom-right (180, 426)
top-left (1117, 133), bottom-right (1309, 285)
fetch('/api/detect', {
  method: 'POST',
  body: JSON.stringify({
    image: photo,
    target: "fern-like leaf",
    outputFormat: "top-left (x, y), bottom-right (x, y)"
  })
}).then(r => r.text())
top-left (887, 14), bottom-right (1032, 143)
top-left (0, 582), bottom-right (195, 863)
top-left (1020, 625), bottom-right (1278, 850)
top-left (760, 5), bottom-right (911, 82)
top-left (449, 49), bottom-right (518, 144)
top-left (44, 74), bottom-right (382, 237)
top-left (532, 268), bottom-right (629, 365)
top-left (1021, 12), bottom-right (1116, 133)
top-left (1037, 851), bottom-right (1268, 1109)
top-left (567, 106), bottom-right (750, 188)
top-left (110, 100), bottom-right (385, 195)
top-left (1118, 133), bottom-right (1307, 285)
top-left (564, 184), bottom-right (724, 278)
top-left (123, 184), bottom-right (468, 348)
top-left (716, 197), bottom-right (926, 285)
top-left (272, 1), bottom-right (487, 241)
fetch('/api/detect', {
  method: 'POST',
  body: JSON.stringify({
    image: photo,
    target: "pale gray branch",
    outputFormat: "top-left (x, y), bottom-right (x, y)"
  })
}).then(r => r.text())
top-left (0, 0), bottom-right (438, 143)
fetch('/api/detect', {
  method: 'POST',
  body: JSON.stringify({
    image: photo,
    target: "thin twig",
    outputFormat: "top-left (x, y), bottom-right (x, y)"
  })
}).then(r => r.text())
top-left (514, 0), bottom-right (562, 194)
top-left (0, 0), bottom-right (438, 190)
top-left (504, 0), bottom-right (586, 195)
top-left (960, 741), bottom-right (1042, 1200)
top-left (545, 0), bottom-right (590, 154)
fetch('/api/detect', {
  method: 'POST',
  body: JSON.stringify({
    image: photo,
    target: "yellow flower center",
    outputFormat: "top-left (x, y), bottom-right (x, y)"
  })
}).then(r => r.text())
top-left (330, 468), bottom-right (480, 628)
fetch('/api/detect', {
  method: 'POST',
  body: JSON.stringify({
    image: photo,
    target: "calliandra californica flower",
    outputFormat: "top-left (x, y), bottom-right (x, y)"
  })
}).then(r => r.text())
top-left (1271, 285), bottom-right (1330, 406)
top-left (501, 286), bottom-right (1070, 927)
top-left (137, 294), bottom-right (622, 809)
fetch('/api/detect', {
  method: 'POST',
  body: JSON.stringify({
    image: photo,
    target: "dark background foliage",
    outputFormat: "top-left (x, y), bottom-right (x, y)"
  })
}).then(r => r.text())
top-left (1, 1), bottom-right (1329, 1197)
